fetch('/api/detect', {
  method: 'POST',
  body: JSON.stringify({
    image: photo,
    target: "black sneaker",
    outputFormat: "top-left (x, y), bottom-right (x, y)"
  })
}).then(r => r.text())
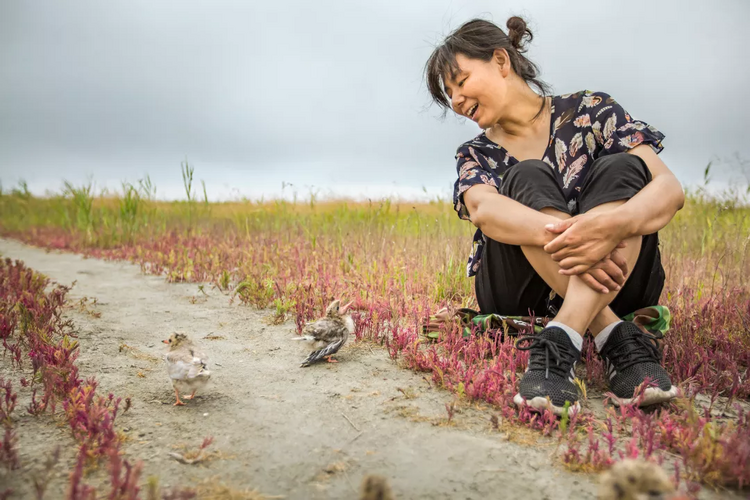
top-left (513, 327), bottom-right (581, 416)
top-left (599, 321), bottom-right (678, 407)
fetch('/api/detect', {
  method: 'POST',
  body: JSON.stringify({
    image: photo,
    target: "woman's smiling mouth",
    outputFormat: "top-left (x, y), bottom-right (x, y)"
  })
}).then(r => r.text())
top-left (467, 103), bottom-right (479, 120)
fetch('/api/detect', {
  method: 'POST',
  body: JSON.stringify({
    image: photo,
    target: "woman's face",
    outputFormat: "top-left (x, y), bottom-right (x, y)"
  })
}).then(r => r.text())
top-left (443, 52), bottom-right (508, 129)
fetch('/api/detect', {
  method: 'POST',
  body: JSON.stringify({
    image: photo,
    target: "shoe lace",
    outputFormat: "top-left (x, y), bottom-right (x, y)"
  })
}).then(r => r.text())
top-left (516, 335), bottom-right (577, 380)
top-left (603, 329), bottom-right (663, 372)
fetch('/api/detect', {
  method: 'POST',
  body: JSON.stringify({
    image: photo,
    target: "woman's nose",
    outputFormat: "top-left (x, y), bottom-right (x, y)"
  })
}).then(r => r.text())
top-left (451, 92), bottom-right (465, 112)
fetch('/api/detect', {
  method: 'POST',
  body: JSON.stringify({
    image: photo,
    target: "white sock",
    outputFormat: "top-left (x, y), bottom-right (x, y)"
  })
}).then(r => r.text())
top-left (595, 321), bottom-right (623, 352)
top-left (547, 321), bottom-right (583, 352)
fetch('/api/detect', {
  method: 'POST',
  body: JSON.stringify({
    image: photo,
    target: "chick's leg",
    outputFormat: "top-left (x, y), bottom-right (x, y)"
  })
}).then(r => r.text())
top-left (183, 389), bottom-right (197, 400)
top-left (173, 387), bottom-right (185, 406)
top-left (324, 355), bottom-right (338, 363)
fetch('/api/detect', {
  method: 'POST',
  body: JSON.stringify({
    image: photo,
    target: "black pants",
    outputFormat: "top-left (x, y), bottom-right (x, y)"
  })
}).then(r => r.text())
top-left (475, 153), bottom-right (665, 318)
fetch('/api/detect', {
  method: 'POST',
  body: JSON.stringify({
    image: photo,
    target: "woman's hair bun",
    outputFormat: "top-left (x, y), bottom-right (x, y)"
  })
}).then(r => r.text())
top-left (506, 16), bottom-right (533, 51)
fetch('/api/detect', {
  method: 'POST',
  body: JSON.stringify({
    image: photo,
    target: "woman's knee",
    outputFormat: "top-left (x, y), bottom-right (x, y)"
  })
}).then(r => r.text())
top-left (501, 160), bottom-right (568, 212)
top-left (588, 153), bottom-right (651, 185)
top-left (578, 153), bottom-right (652, 213)
top-left (503, 160), bottom-right (554, 190)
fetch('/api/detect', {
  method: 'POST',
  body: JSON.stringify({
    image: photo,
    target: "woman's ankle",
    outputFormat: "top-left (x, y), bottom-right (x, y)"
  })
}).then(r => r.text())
top-left (588, 307), bottom-right (621, 335)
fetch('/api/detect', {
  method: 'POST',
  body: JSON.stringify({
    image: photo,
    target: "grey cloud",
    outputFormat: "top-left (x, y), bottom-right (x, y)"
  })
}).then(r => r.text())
top-left (1, 0), bottom-right (748, 199)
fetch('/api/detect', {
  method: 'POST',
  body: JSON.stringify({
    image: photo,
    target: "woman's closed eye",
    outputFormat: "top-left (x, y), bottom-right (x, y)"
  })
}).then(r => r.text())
top-left (445, 74), bottom-right (467, 97)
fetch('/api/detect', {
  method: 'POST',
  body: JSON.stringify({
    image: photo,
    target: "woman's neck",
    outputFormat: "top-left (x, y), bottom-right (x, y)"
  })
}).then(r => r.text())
top-left (489, 81), bottom-right (549, 139)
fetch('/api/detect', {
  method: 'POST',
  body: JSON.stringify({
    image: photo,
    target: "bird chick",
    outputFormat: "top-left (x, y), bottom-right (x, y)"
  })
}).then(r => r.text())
top-left (162, 333), bottom-right (211, 406)
top-left (360, 474), bottom-right (394, 500)
top-left (598, 459), bottom-right (676, 500)
top-left (292, 299), bottom-right (354, 367)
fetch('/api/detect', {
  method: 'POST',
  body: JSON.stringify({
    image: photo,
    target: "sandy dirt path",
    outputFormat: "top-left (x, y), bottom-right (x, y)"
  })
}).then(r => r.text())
top-left (0, 238), bottom-right (688, 499)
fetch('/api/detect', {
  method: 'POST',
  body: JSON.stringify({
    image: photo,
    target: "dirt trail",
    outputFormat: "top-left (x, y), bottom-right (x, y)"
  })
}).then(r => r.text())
top-left (0, 237), bottom-right (728, 500)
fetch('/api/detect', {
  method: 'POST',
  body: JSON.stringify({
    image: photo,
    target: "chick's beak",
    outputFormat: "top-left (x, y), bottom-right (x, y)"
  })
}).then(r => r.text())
top-left (162, 339), bottom-right (169, 344)
top-left (340, 301), bottom-right (354, 314)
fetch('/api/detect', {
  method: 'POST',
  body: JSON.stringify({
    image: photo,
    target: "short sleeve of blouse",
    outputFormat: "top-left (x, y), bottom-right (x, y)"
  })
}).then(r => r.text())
top-left (452, 144), bottom-right (501, 220)
top-left (586, 92), bottom-right (665, 157)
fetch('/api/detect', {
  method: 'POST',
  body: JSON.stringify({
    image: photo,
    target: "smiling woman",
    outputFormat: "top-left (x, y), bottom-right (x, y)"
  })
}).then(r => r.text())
top-left (424, 17), bottom-right (686, 417)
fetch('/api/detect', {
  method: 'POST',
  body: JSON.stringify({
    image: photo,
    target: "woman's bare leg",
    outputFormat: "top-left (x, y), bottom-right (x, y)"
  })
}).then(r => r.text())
top-left (520, 202), bottom-right (641, 336)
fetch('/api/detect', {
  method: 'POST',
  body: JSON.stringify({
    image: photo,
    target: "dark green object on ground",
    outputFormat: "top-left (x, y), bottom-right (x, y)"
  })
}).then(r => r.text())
top-left (423, 305), bottom-right (672, 340)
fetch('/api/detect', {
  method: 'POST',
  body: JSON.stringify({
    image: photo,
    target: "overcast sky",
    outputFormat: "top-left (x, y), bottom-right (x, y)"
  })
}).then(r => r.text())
top-left (1, 0), bottom-right (748, 201)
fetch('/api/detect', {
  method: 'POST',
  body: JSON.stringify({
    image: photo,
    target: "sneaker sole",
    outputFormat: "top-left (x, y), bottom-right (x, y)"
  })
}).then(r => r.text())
top-left (513, 393), bottom-right (581, 417)
top-left (610, 385), bottom-right (679, 407)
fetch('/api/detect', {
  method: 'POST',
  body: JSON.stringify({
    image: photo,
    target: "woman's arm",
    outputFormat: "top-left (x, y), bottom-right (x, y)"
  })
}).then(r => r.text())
top-left (613, 145), bottom-right (685, 238)
top-left (463, 184), bottom-right (560, 247)
top-left (544, 145), bottom-right (685, 274)
top-left (464, 183), bottom-right (630, 293)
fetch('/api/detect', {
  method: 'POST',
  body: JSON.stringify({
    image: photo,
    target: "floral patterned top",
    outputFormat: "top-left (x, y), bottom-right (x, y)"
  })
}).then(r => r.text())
top-left (453, 90), bottom-right (665, 277)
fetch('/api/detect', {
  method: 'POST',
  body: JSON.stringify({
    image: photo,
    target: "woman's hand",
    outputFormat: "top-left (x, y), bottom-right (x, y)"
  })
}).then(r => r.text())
top-left (579, 247), bottom-right (629, 294)
top-left (543, 212), bottom-right (628, 275)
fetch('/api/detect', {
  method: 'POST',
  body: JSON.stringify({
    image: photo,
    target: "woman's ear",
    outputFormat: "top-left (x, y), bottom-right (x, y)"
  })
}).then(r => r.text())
top-left (493, 49), bottom-right (510, 77)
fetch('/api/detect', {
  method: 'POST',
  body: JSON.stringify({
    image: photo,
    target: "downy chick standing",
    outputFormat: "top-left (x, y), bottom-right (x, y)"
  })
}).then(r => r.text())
top-left (162, 333), bottom-right (211, 406)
